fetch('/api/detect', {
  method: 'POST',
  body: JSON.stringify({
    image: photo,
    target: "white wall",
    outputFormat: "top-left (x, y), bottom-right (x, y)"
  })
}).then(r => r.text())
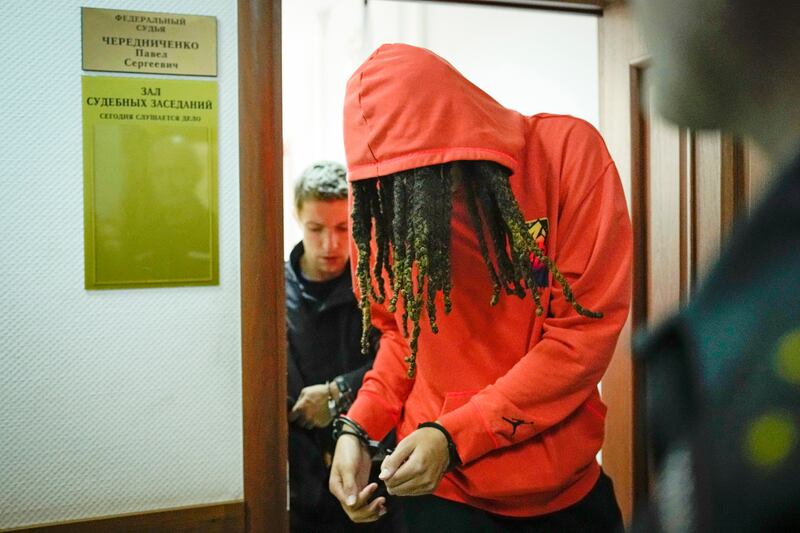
top-left (282, 0), bottom-right (599, 257)
top-left (0, 1), bottom-right (242, 528)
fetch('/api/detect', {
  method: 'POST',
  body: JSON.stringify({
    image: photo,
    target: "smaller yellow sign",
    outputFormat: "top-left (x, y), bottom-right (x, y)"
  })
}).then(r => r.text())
top-left (82, 7), bottom-right (217, 77)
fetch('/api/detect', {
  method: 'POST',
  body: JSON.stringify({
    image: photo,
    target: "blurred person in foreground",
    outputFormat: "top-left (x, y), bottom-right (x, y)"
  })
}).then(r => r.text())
top-left (632, 1), bottom-right (800, 531)
top-left (286, 161), bottom-right (399, 533)
top-left (327, 44), bottom-right (632, 532)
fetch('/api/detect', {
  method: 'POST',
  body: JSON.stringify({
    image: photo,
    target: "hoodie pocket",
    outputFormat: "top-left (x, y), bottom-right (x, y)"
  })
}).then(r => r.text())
top-left (437, 391), bottom-right (606, 500)
top-left (438, 390), bottom-right (480, 419)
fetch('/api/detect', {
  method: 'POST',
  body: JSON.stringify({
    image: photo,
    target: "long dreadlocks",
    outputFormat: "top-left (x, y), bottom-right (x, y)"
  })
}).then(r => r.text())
top-left (351, 160), bottom-right (602, 378)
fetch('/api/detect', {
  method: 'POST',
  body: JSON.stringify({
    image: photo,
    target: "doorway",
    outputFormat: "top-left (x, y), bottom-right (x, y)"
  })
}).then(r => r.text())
top-left (241, 2), bottom-right (608, 532)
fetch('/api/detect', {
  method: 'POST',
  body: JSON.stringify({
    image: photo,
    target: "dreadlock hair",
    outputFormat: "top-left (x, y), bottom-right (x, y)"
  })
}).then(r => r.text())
top-left (351, 160), bottom-right (602, 378)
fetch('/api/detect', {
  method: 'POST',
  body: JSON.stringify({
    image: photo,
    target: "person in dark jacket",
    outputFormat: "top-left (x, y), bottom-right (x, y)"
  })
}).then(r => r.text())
top-left (286, 160), bottom-right (398, 533)
top-left (632, 1), bottom-right (800, 531)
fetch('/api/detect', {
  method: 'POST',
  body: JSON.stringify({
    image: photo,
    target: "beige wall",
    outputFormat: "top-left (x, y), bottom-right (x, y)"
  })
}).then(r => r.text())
top-left (0, 1), bottom-right (243, 529)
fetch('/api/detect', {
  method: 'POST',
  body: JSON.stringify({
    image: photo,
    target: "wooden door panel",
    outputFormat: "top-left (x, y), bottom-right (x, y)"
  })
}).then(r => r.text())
top-left (693, 131), bottom-right (724, 282)
top-left (646, 86), bottom-right (683, 326)
top-left (745, 143), bottom-right (771, 209)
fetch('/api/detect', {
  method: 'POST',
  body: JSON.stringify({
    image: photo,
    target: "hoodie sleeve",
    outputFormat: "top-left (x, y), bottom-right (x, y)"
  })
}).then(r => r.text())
top-left (344, 301), bottom-right (414, 441)
top-left (438, 124), bottom-right (632, 464)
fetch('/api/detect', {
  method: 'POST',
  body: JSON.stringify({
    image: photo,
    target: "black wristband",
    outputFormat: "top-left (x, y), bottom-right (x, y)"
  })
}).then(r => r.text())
top-left (418, 421), bottom-right (462, 472)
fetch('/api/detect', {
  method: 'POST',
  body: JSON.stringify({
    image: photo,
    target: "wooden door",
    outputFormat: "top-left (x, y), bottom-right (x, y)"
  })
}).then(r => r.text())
top-left (598, 1), bottom-right (771, 523)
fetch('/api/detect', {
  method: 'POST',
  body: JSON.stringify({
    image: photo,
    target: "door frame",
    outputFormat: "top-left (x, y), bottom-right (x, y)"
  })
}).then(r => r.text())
top-left (238, 1), bottom-right (287, 532)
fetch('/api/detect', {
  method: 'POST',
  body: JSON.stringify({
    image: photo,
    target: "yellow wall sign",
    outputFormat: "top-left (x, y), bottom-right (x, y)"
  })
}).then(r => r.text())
top-left (82, 76), bottom-right (219, 290)
top-left (82, 8), bottom-right (217, 76)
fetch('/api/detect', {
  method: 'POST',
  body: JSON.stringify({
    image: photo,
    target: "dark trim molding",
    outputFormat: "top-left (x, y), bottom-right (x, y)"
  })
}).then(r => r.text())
top-left (5, 501), bottom-right (244, 533)
top-left (629, 60), bottom-right (649, 331)
top-left (390, 0), bottom-right (604, 15)
top-left (720, 135), bottom-right (746, 239)
top-left (628, 58), bottom-right (651, 511)
top-left (689, 130), bottom-right (699, 291)
top-left (238, 0), bottom-right (287, 532)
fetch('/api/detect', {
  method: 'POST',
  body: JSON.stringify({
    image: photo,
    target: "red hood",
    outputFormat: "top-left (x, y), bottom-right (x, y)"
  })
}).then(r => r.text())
top-left (343, 44), bottom-right (527, 181)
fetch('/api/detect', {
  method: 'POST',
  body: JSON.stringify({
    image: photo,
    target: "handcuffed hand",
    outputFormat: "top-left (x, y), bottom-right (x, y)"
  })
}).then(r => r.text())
top-left (329, 434), bottom-right (387, 522)
top-left (378, 426), bottom-right (450, 496)
top-left (289, 383), bottom-right (332, 429)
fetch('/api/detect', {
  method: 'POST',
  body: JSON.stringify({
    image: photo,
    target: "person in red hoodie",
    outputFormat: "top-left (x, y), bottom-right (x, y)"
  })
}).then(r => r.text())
top-left (329, 44), bottom-right (632, 532)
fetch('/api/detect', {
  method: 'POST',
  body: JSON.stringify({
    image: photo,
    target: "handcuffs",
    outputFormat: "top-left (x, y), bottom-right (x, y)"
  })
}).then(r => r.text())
top-left (332, 415), bottom-right (394, 462)
top-left (332, 416), bottom-right (461, 470)
top-left (326, 376), bottom-right (356, 419)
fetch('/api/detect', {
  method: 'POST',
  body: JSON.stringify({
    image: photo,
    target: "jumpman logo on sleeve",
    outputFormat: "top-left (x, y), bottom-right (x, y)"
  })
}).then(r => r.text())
top-left (502, 416), bottom-right (534, 438)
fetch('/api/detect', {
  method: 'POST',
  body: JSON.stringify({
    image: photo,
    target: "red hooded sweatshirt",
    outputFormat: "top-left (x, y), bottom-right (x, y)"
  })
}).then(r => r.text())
top-left (344, 44), bottom-right (632, 517)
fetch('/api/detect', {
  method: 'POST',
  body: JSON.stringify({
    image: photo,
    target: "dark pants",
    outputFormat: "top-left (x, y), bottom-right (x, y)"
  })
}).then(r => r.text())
top-left (399, 470), bottom-right (623, 533)
top-left (290, 506), bottom-right (404, 533)
top-left (291, 460), bottom-right (407, 533)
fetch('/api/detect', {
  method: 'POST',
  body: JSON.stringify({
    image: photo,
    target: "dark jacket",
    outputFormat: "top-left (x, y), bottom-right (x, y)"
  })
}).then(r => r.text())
top-left (286, 242), bottom-right (375, 406)
top-left (636, 151), bottom-right (800, 532)
top-left (285, 242), bottom-right (382, 532)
